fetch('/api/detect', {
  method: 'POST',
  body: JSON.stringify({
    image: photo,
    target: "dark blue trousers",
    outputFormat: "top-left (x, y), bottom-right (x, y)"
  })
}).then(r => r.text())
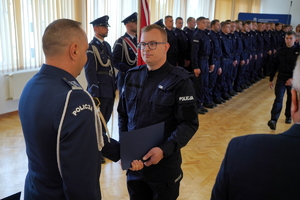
top-left (193, 60), bottom-right (209, 108)
top-left (207, 60), bottom-right (220, 103)
top-left (270, 78), bottom-right (292, 121)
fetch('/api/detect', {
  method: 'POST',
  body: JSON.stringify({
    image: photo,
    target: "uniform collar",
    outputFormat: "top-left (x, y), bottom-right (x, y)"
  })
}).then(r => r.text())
top-left (95, 36), bottom-right (104, 43)
top-left (39, 64), bottom-right (77, 82)
top-left (125, 32), bottom-right (136, 40)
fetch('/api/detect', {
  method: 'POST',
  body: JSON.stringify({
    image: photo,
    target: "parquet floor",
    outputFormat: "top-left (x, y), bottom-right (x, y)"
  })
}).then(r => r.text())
top-left (0, 77), bottom-right (292, 200)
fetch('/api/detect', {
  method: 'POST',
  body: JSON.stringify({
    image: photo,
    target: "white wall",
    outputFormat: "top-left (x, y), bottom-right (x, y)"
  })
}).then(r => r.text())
top-left (260, 0), bottom-right (300, 28)
top-left (0, 70), bottom-right (87, 115)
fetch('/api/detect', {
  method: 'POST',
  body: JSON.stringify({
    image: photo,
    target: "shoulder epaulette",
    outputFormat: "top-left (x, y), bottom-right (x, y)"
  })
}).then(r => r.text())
top-left (170, 66), bottom-right (190, 79)
top-left (127, 65), bottom-right (147, 73)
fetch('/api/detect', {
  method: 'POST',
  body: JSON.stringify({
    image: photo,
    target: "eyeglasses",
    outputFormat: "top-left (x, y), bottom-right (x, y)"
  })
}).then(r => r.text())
top-left (137, 42), bottom-right (166, 50)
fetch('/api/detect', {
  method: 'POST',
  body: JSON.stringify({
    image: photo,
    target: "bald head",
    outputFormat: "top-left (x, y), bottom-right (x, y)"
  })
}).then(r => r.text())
top-left (42, 19), bottom-right (84, 57)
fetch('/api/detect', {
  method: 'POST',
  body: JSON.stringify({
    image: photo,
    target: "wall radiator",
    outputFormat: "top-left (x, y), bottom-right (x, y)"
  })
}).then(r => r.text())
top-left (5, 69), bottom-right (39, 100)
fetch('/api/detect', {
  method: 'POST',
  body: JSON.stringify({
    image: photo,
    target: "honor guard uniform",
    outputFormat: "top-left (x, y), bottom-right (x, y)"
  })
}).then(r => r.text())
top-left (19, 64), bottom-right (120, 200)
top-left (113, 12), bottom-right (138, 92)
top-left (85, 16), bottom-right (116, 133)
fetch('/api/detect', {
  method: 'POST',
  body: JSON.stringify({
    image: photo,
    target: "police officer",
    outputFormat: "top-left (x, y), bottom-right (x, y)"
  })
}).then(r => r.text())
top-left (118, 24), bottom-right (198, 200)
top-left (218, 21), bottom-right (237, 101)
top-left (174, 17), bottom-right (190, 69)
top-left (191, 17), bottom-right (212, 114)
top-left (183, 17), bottom-right (196, 72)
top-left (85, 16), bottom-right (116, 140)
top-left (268, 31), bottom-right (300, 130)
top-left (209, 19), bottom-right (223, 106)
top-left (255, 22), bottom-right (265, 79)
top-left (113, 12), bottom-right (138, 92)
top-left (164, 15), bottom-right (179, 66)
top-left (18, 19), bottom-right (142, 200)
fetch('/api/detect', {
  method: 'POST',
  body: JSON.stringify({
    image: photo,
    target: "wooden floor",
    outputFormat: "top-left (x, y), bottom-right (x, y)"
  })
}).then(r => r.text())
top-left (0, 77), bottom-right (292, 200)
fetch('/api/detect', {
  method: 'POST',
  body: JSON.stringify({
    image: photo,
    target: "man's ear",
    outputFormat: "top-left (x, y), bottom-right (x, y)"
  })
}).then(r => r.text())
top-left (164, 42), bottom-right (170, 53)
top-left (69, 43), bottom-right (78, 60)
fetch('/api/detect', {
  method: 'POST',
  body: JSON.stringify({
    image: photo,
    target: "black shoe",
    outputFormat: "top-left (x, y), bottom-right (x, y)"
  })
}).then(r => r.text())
top-left (222, 94), bottom-right (231, 100)
top-left (220, 98), bottom-right (226, 103)
top-left (285, 117), bottom-right (292, 124)
top-left (197, 107), bottom-right (206, 114)
top-left (203, 103), bottom-right (215, 108)
top-left (213, 99), bottom-right (223, 104)
top-left (101, 156), bottom-right (106, 164)
top-left (267, 120), bottom-right (276, 130)
top-left (203, 107), bottom-right (208, 113)
top-left (228, 91), bottom-right (235, 96)
top-left (241, 84), bottom-right (246, 89)
top-left (212, 102), bottom-right (217, 107)
top-left (234, 87), bottom-right (243, 93)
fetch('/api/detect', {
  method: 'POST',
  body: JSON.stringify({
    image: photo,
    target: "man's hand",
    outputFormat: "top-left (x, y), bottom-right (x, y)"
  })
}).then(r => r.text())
top-left (233, 60), bottom-right (237, 67)
top-left (285, 78), bottom-right (293, 86)
top-left (209, 65), bottom-right (215, 73)
top-left (194, 68), bottom-right (201, 77)
top-left (268, 50), bottom-right (272, 55)
top-left (269, 81), bottom-right (274, 89)
top-left (129, 160), bottom-right (144, 171)
top-left (240, 60), bottom-right (245, 66)
top-left (143, 147), bottom-right (164, 167)
top-left (184, 60), bottom-right (190, 67)
top-left (217, 68), bottom-right (222, 75)
top-left (291, 89), bottom-right (300, 123)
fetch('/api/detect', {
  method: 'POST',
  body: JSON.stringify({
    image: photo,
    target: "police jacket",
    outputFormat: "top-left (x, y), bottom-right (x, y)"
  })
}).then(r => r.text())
top-left (219, 32), bottom-right (235, 60)
top-left (240, 31), bottom-right (251, 61)
top-left (19, 64), bottom-right (120, 200)
top-left (118, 62), bottom-right (199, 180)
top-left (269, 45), bottom-right (300, 82)
top-left (232, 31), bottom-right (243, 61)
top-left (174, 28), bottom-right (190, 61)
top-left (209, 30), bottom-right (222, 63)
top-left (165, 28), bottom-right (179, 57)
top-left (85, 37), bottom-right (116, 99)
top-left (191, 28), bottom-right (212, 69)
top-left (256, 30), bottom-right (264, 52)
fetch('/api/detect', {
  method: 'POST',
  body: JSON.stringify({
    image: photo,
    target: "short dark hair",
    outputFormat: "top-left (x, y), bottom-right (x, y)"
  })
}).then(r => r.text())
top-left (197, 17), bottom-right (206, 22)
top-left (211, 19), bottom-right (220, 26)
top-left (286, 31), bottom-right (296, 37)
top-left (164, 15), bottom-right (172, 21)
top-left (42, 19), bottom-right (83, 57)
top-left (176, 17), bottom-right (183, 23)
top-left (187, 17), bottom-right (195, 23)
top-left (221, 21), bottom-right (230, 28)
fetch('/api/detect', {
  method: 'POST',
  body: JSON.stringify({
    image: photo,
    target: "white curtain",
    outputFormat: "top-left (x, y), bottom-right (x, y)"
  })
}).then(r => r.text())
top-left (0, 0), bottom-right (74, 73)
top-left (149, 0), bottom-right (215, 27)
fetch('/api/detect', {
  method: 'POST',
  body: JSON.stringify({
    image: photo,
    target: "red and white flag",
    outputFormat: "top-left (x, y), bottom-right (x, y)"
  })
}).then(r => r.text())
top-left (137, 0), bottom-right (150, 66)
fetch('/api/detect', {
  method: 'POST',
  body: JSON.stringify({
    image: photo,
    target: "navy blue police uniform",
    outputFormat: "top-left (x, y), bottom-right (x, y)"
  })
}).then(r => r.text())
top-left (208, 29), bottom-right (223, 105)
top-left (113, 12), bottom-right (138, 92)
top-left (231, 30), bottom-right (243, 93)
top-left (237, 30), bottom-right (251, 90)
top-left (218, 31), bottom-right (235, 100)
top-left (19, 64), bottom-right (120, 200)
top-left (255, 29), bottom-right (265, 79)
top-left (174, 27), bottom-right (189, 68)
top-left (268, 45), bottom-right (300, 126)
top-left (85, 16), bottom-right (116, 128)
top-left (191, 28), bottom-right (212, 113)
top-left (262, 29), bottom-right (273, 76)
top-left (165, 28), bottom-right (179, 66)
top-left (118, 62), bottom-right (199, 200)
top-left (183, 26), bottom-right (196, 72)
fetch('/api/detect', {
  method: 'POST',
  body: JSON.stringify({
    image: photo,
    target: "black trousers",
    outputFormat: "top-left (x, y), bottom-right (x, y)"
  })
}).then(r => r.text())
top-left (270, 78), bottom-right (292, 121)
top-left (99, 97), bottom-right (114, 133)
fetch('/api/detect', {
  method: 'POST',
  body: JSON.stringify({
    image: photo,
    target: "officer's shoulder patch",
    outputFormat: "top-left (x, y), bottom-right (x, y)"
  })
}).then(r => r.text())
top-left (193, 40), bottom-right (199, 43)
top-left (171, 66), bottom-right (190, 79)
top-left (62, 77), bottom-right (82, 90)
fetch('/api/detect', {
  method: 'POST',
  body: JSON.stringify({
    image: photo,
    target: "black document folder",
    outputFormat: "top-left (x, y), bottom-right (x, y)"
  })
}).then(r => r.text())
top-left (120, 122), bottom-right (164, 170)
